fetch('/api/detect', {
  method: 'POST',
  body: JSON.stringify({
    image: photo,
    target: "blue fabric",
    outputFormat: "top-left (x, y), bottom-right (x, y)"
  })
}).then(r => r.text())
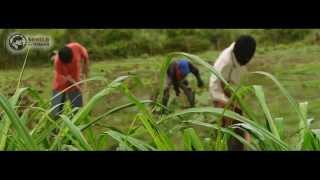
top-left (51, 90), bottom-right (83, 119)
top-left (178, 59), bottom-right (190, 76)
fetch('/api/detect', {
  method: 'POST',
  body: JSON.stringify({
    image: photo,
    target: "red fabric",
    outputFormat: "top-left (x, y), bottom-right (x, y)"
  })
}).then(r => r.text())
top-left (175, 63), bottom-right (183, 81)
top-left (53, 42), bottom-right (88, 92)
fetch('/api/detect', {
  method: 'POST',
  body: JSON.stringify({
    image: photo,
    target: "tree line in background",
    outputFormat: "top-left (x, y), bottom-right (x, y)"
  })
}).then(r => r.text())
top-left (0, 29), bottom-right (319, 69)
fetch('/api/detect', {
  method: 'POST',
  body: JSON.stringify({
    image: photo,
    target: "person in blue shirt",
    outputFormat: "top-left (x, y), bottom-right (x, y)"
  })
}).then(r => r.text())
top-left (162, 59), bottom-right (204, 107)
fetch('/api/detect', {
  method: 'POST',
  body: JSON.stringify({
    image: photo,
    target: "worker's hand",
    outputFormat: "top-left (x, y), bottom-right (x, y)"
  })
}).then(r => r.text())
top-left (64, 75), bottom-right (81, 90)
top-left (83, 67), bottom-right (89, 79)
top-left (81, 60), bottom-right (89, 79)
top-left (175, 90), bottom-right (180, 97)
top-left (82, 73), bottom-right (88, 81)
top-left (213, 100), bottom-right (227, 108)
top-left (50, 50), bottom-right (58, 61)
top-left (233, 104), bottom-right (242, 114)
top-left (198, 80), bottom-right (204, 88)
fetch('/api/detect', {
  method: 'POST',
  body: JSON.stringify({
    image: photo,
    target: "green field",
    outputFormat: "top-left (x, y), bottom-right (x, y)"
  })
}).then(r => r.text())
top-left (2, 42), bottom-right (320, 150)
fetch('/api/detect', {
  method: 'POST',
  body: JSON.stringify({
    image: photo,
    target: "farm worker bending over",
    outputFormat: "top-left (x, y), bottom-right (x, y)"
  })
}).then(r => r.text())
top-left (51, 42), bottom-right (89, 119)
top-left (209, 35), bottom-right (256, 151)
top-left (162, 59), bottom-right (204, 108)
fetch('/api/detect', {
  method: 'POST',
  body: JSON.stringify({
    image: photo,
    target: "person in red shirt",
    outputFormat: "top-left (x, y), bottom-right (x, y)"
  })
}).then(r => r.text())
top-left (51, 42), bottom-right (89, 119)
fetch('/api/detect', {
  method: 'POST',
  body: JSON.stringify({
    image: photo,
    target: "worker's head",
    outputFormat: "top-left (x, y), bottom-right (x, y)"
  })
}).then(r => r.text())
top-left (233, 35), bottom-right (256, 66)
top-left (58, 46), bottom-right (73, 64)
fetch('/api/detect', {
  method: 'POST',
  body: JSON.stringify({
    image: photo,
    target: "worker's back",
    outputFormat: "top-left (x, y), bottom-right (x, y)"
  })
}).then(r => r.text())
top-left (53, 42), bottom-right (88, 92)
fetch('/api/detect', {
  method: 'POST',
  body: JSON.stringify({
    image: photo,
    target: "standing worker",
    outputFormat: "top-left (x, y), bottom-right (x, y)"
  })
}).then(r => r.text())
top-left (51, 42), bottom-right (89, 119)
top-left (209, 35), bottom-right (256, 151)
top-left (162, 59), bottom-right (204, 108)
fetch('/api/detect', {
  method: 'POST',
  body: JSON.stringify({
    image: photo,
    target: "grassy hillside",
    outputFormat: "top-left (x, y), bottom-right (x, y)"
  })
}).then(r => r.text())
top-left (1, 29), bottom-right (320, 68)
top-left (1, 42), bottom-right (320, 149)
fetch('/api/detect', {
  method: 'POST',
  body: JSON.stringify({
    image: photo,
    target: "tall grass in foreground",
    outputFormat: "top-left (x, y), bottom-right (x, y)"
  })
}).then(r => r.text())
top-left (0, 51), bottom-right (319, 151)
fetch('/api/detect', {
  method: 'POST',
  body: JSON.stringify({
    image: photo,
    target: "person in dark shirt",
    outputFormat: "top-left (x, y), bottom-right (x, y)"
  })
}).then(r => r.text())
top-left (162, 59), bottom-right (204, 107)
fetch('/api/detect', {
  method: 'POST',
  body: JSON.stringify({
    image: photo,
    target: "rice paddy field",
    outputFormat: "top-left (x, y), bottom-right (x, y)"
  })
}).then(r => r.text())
top-left (1, 39), bottom-right (320, 151)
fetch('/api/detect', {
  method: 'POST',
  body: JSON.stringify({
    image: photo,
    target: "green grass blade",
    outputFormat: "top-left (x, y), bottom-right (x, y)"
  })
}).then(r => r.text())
top-left (16, 48), bottom-right (30, 91)
top-left (162, 107), bottom-right (288, 150)
top-left (253, 85), bottom-right (280, 139)
top-left (0, 117), bottom-right (11, 150)
top-left (0, 87), bottom-right (39, 150)
top-left (298, 102), bottom-right (310, 150)
top-left (301, 130), bottom-right (317, 150)
top-left (60, 115), bottom-right (93, 151)
top-left (274, 117), bottom-right (284, 139)
top-left (252, 71), bottom-right (306, 127)
top-left (61, 145), bottom-right (80, 151)
top-left (71, 76), bottom-right (129, 125)
top-left (49, 76), bottom-right (129, 150)
top-left (105, 130), bottom-right (156, 151)
top-left (121, 85), bottom-right (174, 150)
top-left (186, 120), bottom-right (257, 151)
top-left (96, 134), bottom-right (109, 150)
top-left (183, 128), bottom-right (204, 151)
top-left (81, 100), bottom-right (168, 131)
top-left (0, 94), bottom-right (37, 150)
top-left (157, 55), bottom-right (173, 105)
top-left (310, 130), bottom-right (320, 150)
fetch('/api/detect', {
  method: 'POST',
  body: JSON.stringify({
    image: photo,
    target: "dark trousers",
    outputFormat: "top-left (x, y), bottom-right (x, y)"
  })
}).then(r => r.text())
top-left (214, 100), bottom-right (247, 151)
top-left (51, 90), bottom-right (83, 119)
top-left (162, 77), bottom-right (195, 107)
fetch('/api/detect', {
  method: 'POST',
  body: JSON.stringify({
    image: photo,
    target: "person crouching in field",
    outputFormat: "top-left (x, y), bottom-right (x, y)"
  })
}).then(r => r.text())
top-left (209, 35), bottom-right (256, 151)
top-left (162, 59), bottom-right (204, 108)
top-left (51, 42), bottom-right (89, 119)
